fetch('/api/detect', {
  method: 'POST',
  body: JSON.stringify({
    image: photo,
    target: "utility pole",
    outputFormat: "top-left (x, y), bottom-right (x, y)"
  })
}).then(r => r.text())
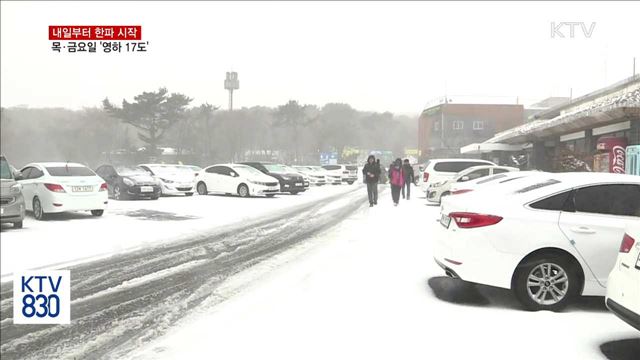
top-left (224, 72), bottom-right (239, 111)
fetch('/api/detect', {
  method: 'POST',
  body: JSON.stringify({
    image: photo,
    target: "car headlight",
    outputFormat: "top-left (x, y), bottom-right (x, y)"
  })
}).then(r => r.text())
top-left (10, 183), bottom-right (22, 194)
top-left (159, 178), bottom-right (174, 184)
top-left (123, 177), bottom-right (135, 186)
top-left (281, 176), bottom-right (290, 181)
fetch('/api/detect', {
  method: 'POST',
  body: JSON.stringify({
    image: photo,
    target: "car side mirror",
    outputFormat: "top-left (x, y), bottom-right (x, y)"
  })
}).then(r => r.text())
top-left (14, 172), bottom-right (23, 181)
top-left (460, 176), bottom-right (470, 182)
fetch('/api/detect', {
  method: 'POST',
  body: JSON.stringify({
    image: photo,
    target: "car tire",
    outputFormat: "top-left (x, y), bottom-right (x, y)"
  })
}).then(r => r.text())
top-left (266, 194), bottom-right (275, 198)
top-left (290, 191), bottom-right (299, 195)
top-left (185, 192), bottom-right (194, 197)
top-left (197, 182), bottom-right (207, 195)
top-left (513, 254), bottom-right (580, 311)
top-left (238, 184), bottom-right (250, 198)
top-left (13, 221), bottom-right (23, 229)
top-left (347, 181), bottom-right (354, 185)
top-left (151, 196), bottom-right (159, 200)
top-left (114, 185), bottom-right (127, 200)
top-left (91, 210), bottom-right (104, 217)
top-left (33, 197), bottom-right (46, 220)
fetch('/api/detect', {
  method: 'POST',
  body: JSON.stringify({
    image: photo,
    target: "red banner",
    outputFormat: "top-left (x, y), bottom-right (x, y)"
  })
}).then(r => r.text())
top-left (49, 26), bottom-right (142, 40)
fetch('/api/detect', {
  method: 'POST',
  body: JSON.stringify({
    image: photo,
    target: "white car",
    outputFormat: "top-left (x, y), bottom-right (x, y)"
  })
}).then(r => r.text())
top-left (420, 158), bottom-right (495, 193)
top-left (139, 164), bottom-right (196, 196)
top-left (434, 172), bottom-right (640, 311)
top-left (322, 164), bottom-right (358, 184)
top-left (17, 162), bottom-right (108, 220)
top-left (293, 166), bottom-right (327, 186)
top-left (449, 170), bottom-right (545, 196)
top-left (606, 222), bottom-right (640, 331)
top-left (426, 165), bottom-right (519, 204)
top-left (310, 166), bottom-right (341, 185)
top-left (195, 164), bottom-right (280, 197)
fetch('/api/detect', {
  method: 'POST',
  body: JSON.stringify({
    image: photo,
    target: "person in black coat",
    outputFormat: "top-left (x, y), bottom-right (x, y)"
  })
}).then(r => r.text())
top-left (402, 159), bottom-right (415, 200)
top-left (362, 155), bottom-right (381, 206)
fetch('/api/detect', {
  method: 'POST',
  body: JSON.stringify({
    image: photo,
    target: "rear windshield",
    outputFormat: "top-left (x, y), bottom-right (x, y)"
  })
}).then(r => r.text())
top-left (46, 166), bottom-right (95, 177)
top-left (433, 161), bottom-right (491, 173)
top-left (514, 179), bottom-right (561, 194)
top-left (0, 158), bottom-right (12, 179)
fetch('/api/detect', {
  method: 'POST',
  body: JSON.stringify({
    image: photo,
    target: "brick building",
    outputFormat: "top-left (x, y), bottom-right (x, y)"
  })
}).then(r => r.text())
top-left (417, 102), bottom-right (524, 161)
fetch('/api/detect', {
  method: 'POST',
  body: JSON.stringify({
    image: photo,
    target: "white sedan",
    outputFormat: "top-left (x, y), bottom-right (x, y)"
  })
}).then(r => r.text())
top-left (434, 172), bottom-right (640, 311)
top-left (195, 164), bottom-right (280, 197)
top-left (606, 222), bottom-right (640, 331)
top-left (139, 164), bottom-right (196, 196)
top-left (18, 162), bottom-right (108, 220)
top-left (426, 165), bottom-right (519, 204)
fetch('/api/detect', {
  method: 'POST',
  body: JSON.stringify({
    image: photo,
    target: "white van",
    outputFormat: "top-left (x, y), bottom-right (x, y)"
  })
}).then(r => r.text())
top-left (420, 158), bottom-right (495, 193)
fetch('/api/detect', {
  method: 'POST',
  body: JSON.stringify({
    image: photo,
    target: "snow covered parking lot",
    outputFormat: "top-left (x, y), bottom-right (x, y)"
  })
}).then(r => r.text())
top-left (1, 186), bottom-right (638, 359)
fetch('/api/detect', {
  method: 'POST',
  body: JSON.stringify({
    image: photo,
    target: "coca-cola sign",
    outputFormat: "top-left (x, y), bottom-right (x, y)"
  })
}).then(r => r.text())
top-left (610, 145), bottom-right (626, 174)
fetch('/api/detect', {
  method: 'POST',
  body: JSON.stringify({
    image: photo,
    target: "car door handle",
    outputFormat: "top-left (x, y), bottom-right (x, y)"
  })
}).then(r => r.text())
top-left (570, 226), bottom-right (596, 234)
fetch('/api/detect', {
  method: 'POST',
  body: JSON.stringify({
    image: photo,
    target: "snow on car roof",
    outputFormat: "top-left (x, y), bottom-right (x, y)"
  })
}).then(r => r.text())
top-left (28, 162), bottom-right (87, 167)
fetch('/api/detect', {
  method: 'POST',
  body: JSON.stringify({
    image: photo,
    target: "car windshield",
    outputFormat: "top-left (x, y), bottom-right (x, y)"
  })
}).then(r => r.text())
top-left (0, 158), bottom-right (12, 179)
top-left (263, 164), bottom-right (288, 172)
top-left (233, 165), bottom-right (264, 177)
top-left (151, 165), bottom-right (191, 175)
top-left (46, 166), bottom-right (95, 177)
top-left (116, 166), bottom-right (149, 176)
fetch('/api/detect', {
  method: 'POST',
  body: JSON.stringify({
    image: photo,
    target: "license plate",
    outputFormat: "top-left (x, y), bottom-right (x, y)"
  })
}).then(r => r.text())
top-left (72, 185), bottom-right (92, 192)
top-left (140, 186), bottom-right (154, 193)
top-left (295, 183), bottom-right (302, 186)
top-left (440, 213), bottom-right (451, 228)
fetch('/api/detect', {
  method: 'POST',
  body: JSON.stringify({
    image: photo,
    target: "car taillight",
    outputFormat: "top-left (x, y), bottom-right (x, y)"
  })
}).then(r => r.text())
top-left (451, 189), bottom-right (473, 195)
top-left (44, 183), bottom-right (66, 193)
top-left (449, 212), bottom-right (503, 228)
top-left (99, 183), bottom-right (108, 191)
top-left (423, 172), bottom-right (429, 182)
top-left (619, 233), bottom-right (635, 253)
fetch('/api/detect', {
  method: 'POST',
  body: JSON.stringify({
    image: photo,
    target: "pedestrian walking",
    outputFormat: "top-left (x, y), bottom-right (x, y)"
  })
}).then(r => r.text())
top-left (377, 159), bottom-right (387, 184)
top-left (362, 155), bottom-right (381, 207)
top-left (388, 158), bottom-right (405, 206)
top-left (401, 159), bottom-right (415, 200)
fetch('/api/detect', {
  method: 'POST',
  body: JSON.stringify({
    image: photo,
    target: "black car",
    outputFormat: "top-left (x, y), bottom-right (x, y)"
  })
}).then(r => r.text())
top-left (95, 165), bottom-right (161, 200)
top-left (240, 162), bottom-right (306, 195)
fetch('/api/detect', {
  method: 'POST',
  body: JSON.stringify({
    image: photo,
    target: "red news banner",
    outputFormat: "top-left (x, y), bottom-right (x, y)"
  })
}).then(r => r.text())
top-left (49, 25), bottom-right (148, 53)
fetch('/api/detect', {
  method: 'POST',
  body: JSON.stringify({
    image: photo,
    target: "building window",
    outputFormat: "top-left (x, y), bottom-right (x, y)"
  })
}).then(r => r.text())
top-left (453, 121), bottom-right (464, 130)
top-left (473, 120), bottom-right (484, 130)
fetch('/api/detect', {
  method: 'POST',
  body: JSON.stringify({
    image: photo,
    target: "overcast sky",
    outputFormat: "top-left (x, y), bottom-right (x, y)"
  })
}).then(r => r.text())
top-left (1, 1), bottom-right (639, 114)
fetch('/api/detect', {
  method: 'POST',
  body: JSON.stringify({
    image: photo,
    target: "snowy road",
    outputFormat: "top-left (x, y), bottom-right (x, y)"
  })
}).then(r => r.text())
top-left (0, 186), bottom-right (368, 359)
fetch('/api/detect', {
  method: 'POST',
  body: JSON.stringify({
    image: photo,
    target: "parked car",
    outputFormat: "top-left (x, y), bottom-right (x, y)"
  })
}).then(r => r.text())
top-left (240, 162), bottom-right (306, 195)
top-left (0, 155), bottom-right (25, 228)
top-left (95, 164), bottom-right (161, 200)
top-left (321, 164), bottom-right (358, 184)
top-left (196, 164), bottom-right (280, 197)
top-left (449, 170), bottom-right (544, 196)
top-left (310, 166), bottom-right (341, 185)
top-left (139, 164), bottom-right (195, 196)
top-left (426, 165), bottom-right (519, 204)
top-left (283, 165), bottom-right (310, 189)
top-left (292, 166), bottom-right (327, 186)
top-left (606, 222), bottom-right (640, 331)
top-left (420, 158), bottom-right (496, 193)
top-left (183, 165), bottom-right (202, 177)
top-left (17, 162), bottom-right (108, 220)
top-left (434, 172), bottom-right (640, 311)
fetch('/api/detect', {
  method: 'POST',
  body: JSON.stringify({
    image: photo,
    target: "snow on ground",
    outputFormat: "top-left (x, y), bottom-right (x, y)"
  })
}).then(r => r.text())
top-left (0, 185), bottom-right (357, 279)
top-left (127, 191), bottom-right (638, 360)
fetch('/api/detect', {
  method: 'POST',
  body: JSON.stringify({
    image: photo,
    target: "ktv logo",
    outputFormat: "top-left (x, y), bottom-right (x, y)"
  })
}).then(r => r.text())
top-left (13, 270), bottom-right (70, 324)
top-left (550, 22), bottom-right (596, 39)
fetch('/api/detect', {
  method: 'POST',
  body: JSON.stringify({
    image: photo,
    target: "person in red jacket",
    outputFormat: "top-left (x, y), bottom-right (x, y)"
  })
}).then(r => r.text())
top-left (388, 158), bottom-right (405, 206)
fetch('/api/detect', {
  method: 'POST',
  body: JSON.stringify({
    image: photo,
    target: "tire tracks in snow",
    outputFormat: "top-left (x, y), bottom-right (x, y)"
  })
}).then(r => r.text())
top-left (0, 187), bottom-right (367, 359)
